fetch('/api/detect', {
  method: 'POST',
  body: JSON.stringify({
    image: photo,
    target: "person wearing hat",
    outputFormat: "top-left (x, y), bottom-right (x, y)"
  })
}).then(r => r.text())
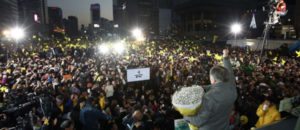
top-left (240, 115), bottom-right (248, 127)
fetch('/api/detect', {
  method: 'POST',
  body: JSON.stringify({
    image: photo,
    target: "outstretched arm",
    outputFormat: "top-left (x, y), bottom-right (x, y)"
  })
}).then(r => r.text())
top-left (222, 49), bottom-right (235, 85)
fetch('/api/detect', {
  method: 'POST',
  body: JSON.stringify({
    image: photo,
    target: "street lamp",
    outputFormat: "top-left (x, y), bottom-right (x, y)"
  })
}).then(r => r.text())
top-left (230, 23), bottom-right (242, 45)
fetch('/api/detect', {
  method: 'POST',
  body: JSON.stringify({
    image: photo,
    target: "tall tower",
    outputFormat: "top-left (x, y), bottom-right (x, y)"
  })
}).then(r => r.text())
top-left (16, 0), bottom-right (49, 35)
top-left (113, 0), bottom-right (127, 31)
top-left (67, 16), bottom-right (78, 37)
top-left (90, 3), bottom-right (101, 24)
top-left (126, 0), bottom-right (159, 34)
top-left (48, 7), bottom-right (63, 35)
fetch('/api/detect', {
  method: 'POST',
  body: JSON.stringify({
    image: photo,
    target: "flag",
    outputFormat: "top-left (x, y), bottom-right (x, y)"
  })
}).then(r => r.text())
top-left (214, 54), bottom-right (223, 61)
top-left (269, 51), bottom-right (272, 55)
top-left (206, 50), bottom-right (212, 56)
top-left (250, 14), bottom-right (257, 29)
top-left (281, 59), bottom-right (286, 65)
top-left (0, 86), bottom-right (8, 92)
top-left (296, 50), bottom-right (300, 57)
top-left (189, 56), bottom-right (196, 62)
top-left (159, 50), bottom-right (165, 55)
top-left (169, 55), bottom-right (173, 61)
top-left (6, 69), bottom-right (11, 74)
top-left (272, 57), bottom-right (278, 64)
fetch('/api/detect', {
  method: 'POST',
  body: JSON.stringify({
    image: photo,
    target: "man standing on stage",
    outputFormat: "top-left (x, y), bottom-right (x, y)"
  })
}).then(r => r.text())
top-left (184, 49), bottom-right (237, 130)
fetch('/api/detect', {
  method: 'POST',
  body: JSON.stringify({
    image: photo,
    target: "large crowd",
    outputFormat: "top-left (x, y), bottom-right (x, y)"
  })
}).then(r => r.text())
top-left (0, 38), bottom-right (299, 130)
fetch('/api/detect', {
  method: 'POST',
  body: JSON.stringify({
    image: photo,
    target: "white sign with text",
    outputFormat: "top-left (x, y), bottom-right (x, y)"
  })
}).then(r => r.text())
top-left (127, 68), bottom-right (150, 82)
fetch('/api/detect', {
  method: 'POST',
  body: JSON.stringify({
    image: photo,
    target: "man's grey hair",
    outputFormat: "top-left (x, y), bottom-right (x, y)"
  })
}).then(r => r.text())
top-left (209, 66), bottom-right (229, 82)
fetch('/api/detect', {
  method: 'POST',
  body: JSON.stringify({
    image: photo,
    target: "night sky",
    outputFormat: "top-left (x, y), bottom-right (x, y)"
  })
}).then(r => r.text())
top-left (48, 0), bottom-right (113, 27)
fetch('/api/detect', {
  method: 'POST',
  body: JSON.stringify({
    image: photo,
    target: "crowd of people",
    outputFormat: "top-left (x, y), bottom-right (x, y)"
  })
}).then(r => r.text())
top-left (0, 38), bottom-right (299, 130)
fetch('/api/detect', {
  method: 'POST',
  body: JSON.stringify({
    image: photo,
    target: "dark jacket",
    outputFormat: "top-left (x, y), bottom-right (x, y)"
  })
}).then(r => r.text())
top-left (79, 104), bottom-right (110, 130)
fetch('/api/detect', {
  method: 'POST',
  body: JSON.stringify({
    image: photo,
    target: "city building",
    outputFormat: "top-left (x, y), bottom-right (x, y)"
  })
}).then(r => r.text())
top-left (172, 0), bottom-right (255, 40)
top-left (0, 0), bottom-right (18, 32)
top-left (159, 9), bottom-right (171, 35)
top-left (62, 18), bottom-right (69, 35)
top-left (65, 16), bottom-right (79, 37)
top-left (48, 7), bottom-right (63, 35)
top-left (18, 0), bottom-right (48, 34)
top-left (100, 17), bottom-right (114, 33)
top-left (80, 24), bottom-right (86, 36)
top-left (158, 0), bottom-right (172, 35)
top-left (113, 0), bottom-right (159, 35)
top-left (113, 0), bottom-right (126, 34)
top-left (91, 3), bottom-right (101, 25)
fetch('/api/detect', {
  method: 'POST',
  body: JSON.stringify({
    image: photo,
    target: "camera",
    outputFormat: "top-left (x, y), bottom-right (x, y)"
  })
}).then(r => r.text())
top-left (1, 88), bottom-right (54, 128)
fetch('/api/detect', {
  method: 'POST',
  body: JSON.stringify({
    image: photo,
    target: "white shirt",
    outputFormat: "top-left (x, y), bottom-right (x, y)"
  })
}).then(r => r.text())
top-left (105, 85), bottom-right (114, 98)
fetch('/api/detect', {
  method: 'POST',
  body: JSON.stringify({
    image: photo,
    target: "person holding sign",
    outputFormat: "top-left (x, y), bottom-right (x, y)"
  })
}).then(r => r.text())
top-left (184, 49), bottom-right (237, 130)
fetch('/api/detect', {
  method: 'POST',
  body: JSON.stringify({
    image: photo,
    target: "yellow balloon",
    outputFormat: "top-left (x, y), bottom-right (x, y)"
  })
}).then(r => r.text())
top-left (240, 115), bottom-right (248, 125)
top-left (296, 51), bottom-right (300, 57)
top-left (214, 54), bottom-right (222, 61)
top-left (281, 59), bottom-right (286, 65)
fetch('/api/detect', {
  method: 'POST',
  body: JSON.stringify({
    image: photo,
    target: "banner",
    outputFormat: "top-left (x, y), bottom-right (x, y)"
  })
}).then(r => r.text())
top-left (127, 68), bottom-right (150, 82)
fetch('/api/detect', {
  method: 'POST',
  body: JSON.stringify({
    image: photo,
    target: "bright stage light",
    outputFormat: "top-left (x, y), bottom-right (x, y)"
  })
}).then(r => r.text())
top-left (231, 23), bottom-right (242, 34)
top-left (132, 28), bottom-right (142, 38)
top-left (94, 24), bottom-right (100, 28)
top-left (131, 28), bottom-right (145, 41)
top-left (98, 44), bottom-right (109, 54)
top-left (2, 30), bottom-right (10, 37)
top-left (113, 41), bottom-right (125, 54)
top-left (10, 27), bottom-right (25, 41)
top-left (136, 36), bottom-right (145, 42)
top-left (114, 24), bottom-right (119, 28)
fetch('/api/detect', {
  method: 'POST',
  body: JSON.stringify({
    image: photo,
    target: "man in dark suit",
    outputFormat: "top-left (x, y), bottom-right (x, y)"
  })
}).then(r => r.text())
top-left (184, 49), bottom-right (237, 130)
